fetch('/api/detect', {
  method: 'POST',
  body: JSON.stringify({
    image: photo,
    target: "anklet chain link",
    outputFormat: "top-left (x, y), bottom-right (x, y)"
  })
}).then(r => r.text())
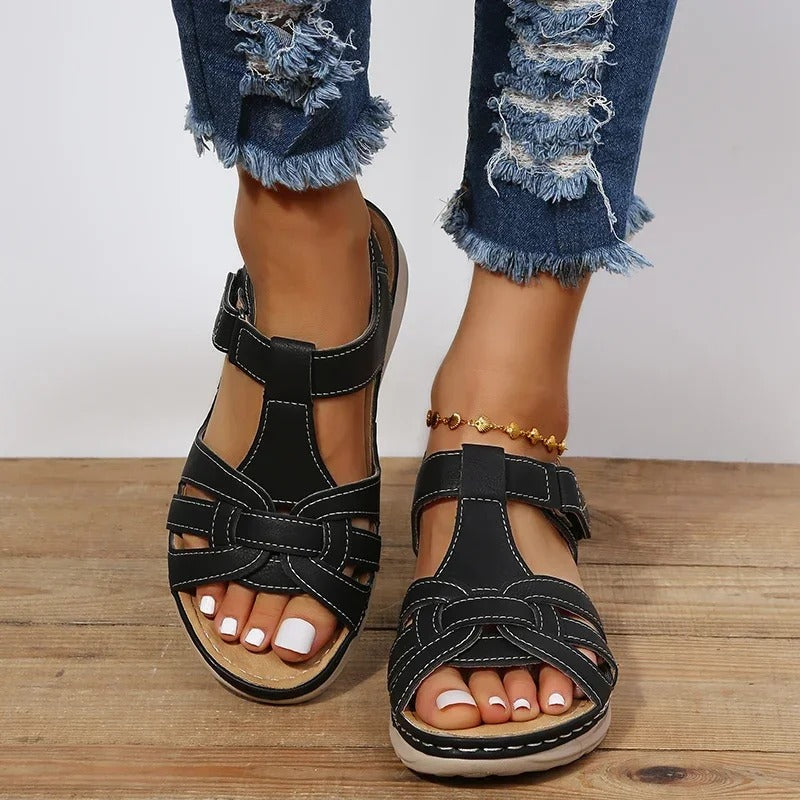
top-left (426, 410), bottom-right (567, 455)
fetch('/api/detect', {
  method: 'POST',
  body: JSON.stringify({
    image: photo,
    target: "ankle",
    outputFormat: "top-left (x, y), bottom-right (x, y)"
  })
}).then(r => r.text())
top-left (423, 265), bottom-right (587, 456)
top-left (232, 173), bottom-right (372, 346)
top-left (234, 174), bottom-right (371, 264)
top-left (430, 357), bottom-right (569, 451)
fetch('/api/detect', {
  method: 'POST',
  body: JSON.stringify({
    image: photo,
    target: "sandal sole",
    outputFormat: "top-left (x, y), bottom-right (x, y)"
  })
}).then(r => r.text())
top-left (389, 708), bottom-right (610, 778)
top-left (385, 239), bottom-right (408, 362)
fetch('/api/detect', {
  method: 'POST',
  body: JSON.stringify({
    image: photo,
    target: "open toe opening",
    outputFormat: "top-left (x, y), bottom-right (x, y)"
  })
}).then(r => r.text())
top-left (402, 696), bottom-right (598, 738)
top-left (177, 588), bottom-right (351, 696)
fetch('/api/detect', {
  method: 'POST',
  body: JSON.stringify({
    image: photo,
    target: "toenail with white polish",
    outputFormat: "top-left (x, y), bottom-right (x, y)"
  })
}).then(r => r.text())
top-left (219, 617), bottom-right (238, 636)
top-left (548, 692), bottom-right (566, 707)
top-left (198, 595), bottom-right (215, 616)
top-left (273, 618), bottom-right (316, 654)
top-left (244, 628), bottom-right (266, 647)
top-left (513, 698), bottom-right (531, 711)
top-left (488, 695), bottom-right (507, 709)
top-left (436, 690), bottom-right (478, 710)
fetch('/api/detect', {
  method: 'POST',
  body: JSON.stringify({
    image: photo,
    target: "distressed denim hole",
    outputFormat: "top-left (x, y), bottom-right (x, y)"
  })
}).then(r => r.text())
top-left (488, 0), bottom-right (620, 233)
top-left (224, 0), bottom-right (363, 116)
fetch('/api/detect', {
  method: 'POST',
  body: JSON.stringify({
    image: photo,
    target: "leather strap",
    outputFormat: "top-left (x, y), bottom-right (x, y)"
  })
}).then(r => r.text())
top-left (167, 495), bottom-right (381, 569)
top-left (181, 435), bottom-right (272, 511)
top-left (388, 583), bottom-right (617, 713)
top-left (168, 496), bottom-right (381, 629)
top-left (411, 449), bottom-right (590, 559)
top-left (292, 474), bottom-right (381, 521)
top-left (211, 235), bottom-right (391, 398)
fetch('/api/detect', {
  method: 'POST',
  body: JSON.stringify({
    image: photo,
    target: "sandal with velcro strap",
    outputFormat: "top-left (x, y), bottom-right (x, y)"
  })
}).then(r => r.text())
top-left (167, 201), bottom-right (407, 703)
top-left (388, 443), bottom-right (617, 776)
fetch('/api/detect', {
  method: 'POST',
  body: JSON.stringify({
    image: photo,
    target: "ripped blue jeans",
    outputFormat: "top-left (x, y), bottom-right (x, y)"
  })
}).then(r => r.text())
top-left (171, 0), bottom-right (677, 285)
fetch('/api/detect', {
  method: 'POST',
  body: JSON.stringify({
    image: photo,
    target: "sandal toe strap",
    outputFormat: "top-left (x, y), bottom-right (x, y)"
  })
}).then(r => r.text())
top-left (388, 577), bottom-right (617, 715)
top-left (167, 493), bottom-right (380, 631)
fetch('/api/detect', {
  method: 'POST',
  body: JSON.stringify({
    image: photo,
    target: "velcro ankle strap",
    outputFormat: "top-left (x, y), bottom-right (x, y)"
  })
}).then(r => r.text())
top-left (411, 449), bottom-right (590, 554)
top-left (211, 235), bottom-right (391, 397)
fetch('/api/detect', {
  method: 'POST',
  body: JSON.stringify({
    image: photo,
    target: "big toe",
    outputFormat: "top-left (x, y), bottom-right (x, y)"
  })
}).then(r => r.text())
top-left (414, 667), bottom-right (481, 730)
top-left (271, 594), bottom-right (339, 663)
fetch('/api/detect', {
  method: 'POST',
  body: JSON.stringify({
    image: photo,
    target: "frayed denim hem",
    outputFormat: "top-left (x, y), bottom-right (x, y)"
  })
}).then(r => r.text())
top-left (441, 190), bottom-right (654, 288)
top-left (626, 193), bottom-right (654, 236)
top-left (185, 95), bottom-right (393, 191)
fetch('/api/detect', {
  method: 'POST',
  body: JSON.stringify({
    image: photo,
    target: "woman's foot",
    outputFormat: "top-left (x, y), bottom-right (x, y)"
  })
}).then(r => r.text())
top-left (412, 266), bottom-right (595, 730)
top-left (180, 174), bottom-right (373, 663)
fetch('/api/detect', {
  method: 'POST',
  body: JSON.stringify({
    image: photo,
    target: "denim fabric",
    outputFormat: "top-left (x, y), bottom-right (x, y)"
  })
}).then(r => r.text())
top-left (171, 0), bottom-right (391, 190)
top-left (444, 0), bottom-right (678, 284)
top-left (172, 0), bottom-right (676, 285)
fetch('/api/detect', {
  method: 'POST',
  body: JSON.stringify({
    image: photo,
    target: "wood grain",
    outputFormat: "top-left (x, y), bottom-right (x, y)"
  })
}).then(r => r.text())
top-left (1, 457), bottom-right (798, 799)
top-left (2, 748), bottom-right (799, 799)
top-left (4, 558), bottom-right (798, 638)
top-left (2, 626), bottom-right (798, 751)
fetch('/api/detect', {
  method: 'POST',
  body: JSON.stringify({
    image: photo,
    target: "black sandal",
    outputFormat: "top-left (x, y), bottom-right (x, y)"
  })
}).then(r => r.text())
top-left (166, 202), bottom-right (407, 703)
top-left (388, 444), bottom-right (617, 776)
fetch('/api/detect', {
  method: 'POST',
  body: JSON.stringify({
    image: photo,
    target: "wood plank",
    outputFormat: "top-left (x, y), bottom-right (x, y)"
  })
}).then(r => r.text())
top-left (2, 457), bottom-right (799, 799)
top-left (2, 457), bottom-right (798, 635)
top-left (1, 626), bottom-right (797, 753)
top-left (2, 458), bottom-right (799, 568)
top-left (2, 747), bottom-right (799, 799)
top-left (4, 557), bottom-right (798, 639)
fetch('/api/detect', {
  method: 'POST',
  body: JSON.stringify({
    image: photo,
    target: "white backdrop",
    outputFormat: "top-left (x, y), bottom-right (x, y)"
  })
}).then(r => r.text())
top-left (1, 2), bottom-right (798, 462)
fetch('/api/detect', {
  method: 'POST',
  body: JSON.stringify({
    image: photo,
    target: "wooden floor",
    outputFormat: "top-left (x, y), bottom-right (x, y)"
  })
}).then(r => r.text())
top-left (2, 458), bottom-right (799, 799)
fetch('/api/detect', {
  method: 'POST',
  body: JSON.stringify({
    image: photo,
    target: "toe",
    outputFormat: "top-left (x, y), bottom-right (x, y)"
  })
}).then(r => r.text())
top-left (215, 583), bottom-right (257, 643)
top-left (414, 666), bottom-right (481, 730)
top-left (502, 668), bottom-right (540, 721)
top-left (241, 592), bottom-right (290, 652)
top-left (271, 594), bottom-right (339, 663)
top-left (468, 670), bottom-right (512, 724)
top-left (181, 533), bottom-right (226, 618)
top-left (538, 665), bottom-right (574, 715)
top-left (196, 588), bottom-right (225, 618)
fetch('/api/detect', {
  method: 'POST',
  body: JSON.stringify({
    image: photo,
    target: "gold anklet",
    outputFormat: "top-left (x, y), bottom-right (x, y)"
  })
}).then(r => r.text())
top-left (426, 410), bottom-right (567, 455)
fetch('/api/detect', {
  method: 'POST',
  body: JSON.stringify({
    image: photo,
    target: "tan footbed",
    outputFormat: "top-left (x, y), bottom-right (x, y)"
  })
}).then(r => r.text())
top-left (179, 589), bottom-right (351, 688)
top-left (402, 697), bottom-right (597, 739)
top-left (176, 206), bottom-right (398, 692)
